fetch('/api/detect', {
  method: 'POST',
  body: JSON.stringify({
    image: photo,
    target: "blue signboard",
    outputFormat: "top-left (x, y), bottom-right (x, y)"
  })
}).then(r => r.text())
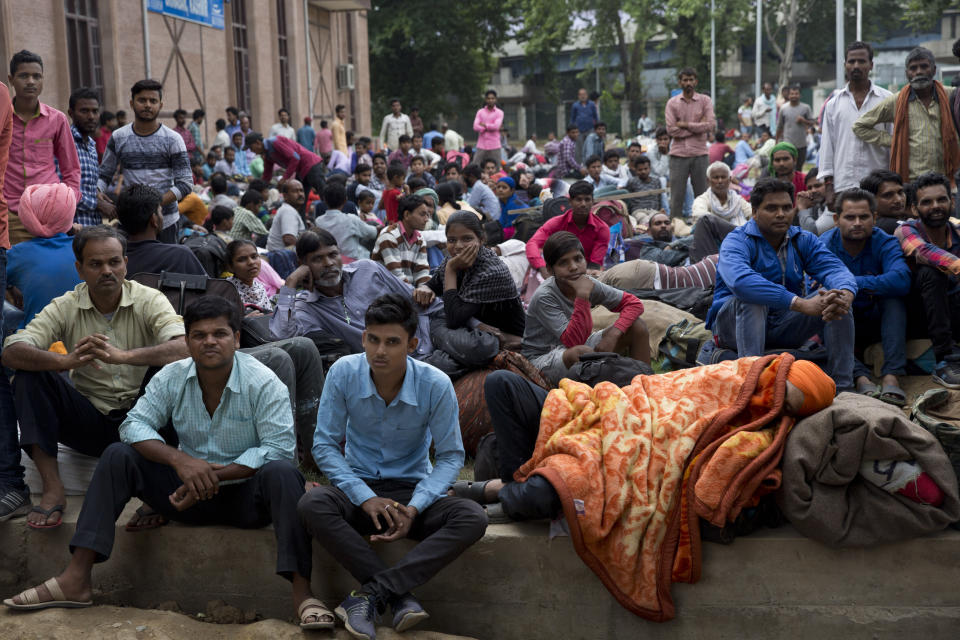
top-left (147, 0), bottom-right (225, 30)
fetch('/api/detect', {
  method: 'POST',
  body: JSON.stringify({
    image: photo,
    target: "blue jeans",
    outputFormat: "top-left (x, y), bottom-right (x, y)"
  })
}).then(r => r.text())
top-left (0, 248), bottom-right (24, 491)
top-left (852, 297), bottom-right (908, 379)
top-left (714, 296), bottom-right (855, 390)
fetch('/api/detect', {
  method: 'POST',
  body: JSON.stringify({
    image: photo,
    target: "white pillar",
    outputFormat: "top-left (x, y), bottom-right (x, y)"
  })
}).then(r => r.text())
top-left (836, 0), bottom-right (844, 90)
top-left (517, 103), bottom-right (527, 141)
top-left (620, 100), bottom-right (631, 139)
top-left (755, 0), bottom-right (762, 96)
top-left (556, 103), bottom-right (566, 137)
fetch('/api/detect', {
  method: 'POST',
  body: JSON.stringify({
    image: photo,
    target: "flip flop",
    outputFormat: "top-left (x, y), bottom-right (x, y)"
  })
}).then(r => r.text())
top-left (449, 480), bottom-right (492, 504)
top-left (26, 504), bottom-right (64, 530)
top-left (877, 383), bottom-right (907, 408)
top-left (298, 597), bottom-right (335, 630)
top-left (856, 383), bottom-right (880, 398)
top-left (3, 577), bottom-right (92, 610)
top-left (125, 505), bottom-right (168, 532)
top-left (484, 502), bottom-right (513, 524)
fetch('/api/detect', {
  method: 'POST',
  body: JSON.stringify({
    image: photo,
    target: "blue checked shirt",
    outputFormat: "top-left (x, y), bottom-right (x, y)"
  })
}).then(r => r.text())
top-left (119, 351), bottom-right (295, 470)
top-left (312, 353), bottom-right (464, 513)
top-left (72, 125), bottom-right (100, 226)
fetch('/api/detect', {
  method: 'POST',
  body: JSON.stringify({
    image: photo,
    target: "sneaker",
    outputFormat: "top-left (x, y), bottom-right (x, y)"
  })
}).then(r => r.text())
top-left (933, 359), bottom-right (960, 389)
top-left (0, 487), bottom-right (31, 522)
top-left (391, 592), bottom-right (430, 632)
top-left (335, 591), bottom-right (379, 640)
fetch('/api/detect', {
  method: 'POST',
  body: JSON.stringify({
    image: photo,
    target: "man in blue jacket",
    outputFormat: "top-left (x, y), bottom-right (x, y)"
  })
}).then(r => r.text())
top-left (820, 188), bottom-right (911, 405)
top-left (706, 177), bottom-right (858, 390)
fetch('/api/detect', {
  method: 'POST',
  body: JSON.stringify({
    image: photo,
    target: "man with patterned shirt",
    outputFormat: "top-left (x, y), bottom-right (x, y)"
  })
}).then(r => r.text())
top-left (3, 296), bottom-right (331, 630)
top-left (68, 88), bottom-right (115, 226)
top-left (98, 79), bottom-right (191, 244)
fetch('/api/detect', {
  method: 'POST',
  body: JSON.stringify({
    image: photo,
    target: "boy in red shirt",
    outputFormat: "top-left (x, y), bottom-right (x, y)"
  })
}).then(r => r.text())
top-left (382, 165), bottom-right (407, 224)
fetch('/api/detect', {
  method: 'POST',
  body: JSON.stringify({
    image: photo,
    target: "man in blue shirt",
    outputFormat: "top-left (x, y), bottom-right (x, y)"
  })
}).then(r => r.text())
top-left (3, 297), bottom-right (333, 630)
top-left (820, 188), bottom-right (910, 404)
top-left (298, 293), bottom-right (487, 640)
top-left (707, 177), bottom-right (858, 390)
top-left (734, 130), bottom-right (755, 166)
top-left (570, 88), bottom-right (598, 163)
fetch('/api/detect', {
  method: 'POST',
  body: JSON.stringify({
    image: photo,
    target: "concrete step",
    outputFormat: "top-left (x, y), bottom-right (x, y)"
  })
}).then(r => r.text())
top-left (2, 498), bottom-right (959, 639)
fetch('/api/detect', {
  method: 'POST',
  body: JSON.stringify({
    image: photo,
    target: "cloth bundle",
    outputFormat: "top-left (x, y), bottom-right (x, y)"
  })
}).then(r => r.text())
top-left (777, 392), bottom-right (960, 547)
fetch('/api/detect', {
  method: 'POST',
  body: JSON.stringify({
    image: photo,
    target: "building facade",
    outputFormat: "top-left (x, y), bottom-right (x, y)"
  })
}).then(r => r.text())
top-left (0, 0), bottom-right (371, 144)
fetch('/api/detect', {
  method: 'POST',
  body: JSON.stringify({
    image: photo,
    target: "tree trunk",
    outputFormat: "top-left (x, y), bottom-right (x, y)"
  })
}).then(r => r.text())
top-left (764, 0), bottom-right (800, 89)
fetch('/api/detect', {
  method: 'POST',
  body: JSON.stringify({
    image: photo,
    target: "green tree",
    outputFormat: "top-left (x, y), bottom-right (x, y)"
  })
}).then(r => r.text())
top-left (367, 1), bottom-right (513, 126)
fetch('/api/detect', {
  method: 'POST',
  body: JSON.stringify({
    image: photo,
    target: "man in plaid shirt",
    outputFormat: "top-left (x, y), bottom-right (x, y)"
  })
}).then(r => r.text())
top-left (552, 124), bottom-right (585, 179)
top-left (68, 88), bottom-right (114, 227)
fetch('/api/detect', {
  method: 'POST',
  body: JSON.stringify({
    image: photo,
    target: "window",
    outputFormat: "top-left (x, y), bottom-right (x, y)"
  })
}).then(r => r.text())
top-left (232, 0), bottom-right (251, 112)
top-left (64, 0), bottom-right (104, 99)
top-left (276, 0), bottom-right (291, 113)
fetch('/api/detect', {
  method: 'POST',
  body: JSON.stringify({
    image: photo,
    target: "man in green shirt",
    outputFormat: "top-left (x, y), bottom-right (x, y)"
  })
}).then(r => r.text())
top-left (2, 225), bottom-right (187, 529)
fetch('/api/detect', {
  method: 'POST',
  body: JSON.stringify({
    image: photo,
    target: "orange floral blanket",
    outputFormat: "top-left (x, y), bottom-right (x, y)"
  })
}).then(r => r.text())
top-left (515, 354), bottom-right (796, 621)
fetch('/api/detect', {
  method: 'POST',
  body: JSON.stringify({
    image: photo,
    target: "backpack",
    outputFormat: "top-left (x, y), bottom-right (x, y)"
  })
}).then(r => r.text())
top-left (592, 200), bottom-right (634, 238)
top-left (512, 196), bottom-right (569, 243)
top-left (658, 318), bottom-right (714, 371)
top-left (569, 352), bottom-right (653, 387)
top-left (180, 233), bottom-right (228, 278)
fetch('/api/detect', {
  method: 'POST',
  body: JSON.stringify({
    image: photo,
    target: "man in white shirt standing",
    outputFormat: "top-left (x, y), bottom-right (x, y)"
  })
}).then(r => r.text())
top-left (378, 99), bottom-right (413, 152)
top-left (818, 41), bottom-right (893, 208)
top-left (753, 82), bottom-right (778, 135)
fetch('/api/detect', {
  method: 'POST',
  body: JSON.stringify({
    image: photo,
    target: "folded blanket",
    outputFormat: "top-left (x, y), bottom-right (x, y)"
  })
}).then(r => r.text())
top-left (777, 392), bottom-right (960, 547)
top-left (516, 353), bottom-right (797, 621)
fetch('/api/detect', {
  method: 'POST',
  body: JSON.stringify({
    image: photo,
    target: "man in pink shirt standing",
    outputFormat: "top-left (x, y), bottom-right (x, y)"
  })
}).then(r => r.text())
top-left (664, 67), bottom-right (716, 220)
top-left (4, 50), bottom-right (81, 244)
top-left (472, 90), bottom-right (504, 171)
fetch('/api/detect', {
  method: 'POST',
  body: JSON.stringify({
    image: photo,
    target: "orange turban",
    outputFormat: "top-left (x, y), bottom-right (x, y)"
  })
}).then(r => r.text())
top-left (786, 360), bottom-right (835, 416)
top-left (17, 183), bottom-right (77, 238)
top-left (178, 192), bottom-right (208, 226)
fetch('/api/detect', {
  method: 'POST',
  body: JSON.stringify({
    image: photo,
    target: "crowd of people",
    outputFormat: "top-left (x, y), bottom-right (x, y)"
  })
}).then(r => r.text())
top-left (0, 36), bottom-right (958, 637)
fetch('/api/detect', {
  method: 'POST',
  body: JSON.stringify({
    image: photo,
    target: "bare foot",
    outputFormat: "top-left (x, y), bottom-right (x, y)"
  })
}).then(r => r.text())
top-left (26, 488), bottom-right (65, 528)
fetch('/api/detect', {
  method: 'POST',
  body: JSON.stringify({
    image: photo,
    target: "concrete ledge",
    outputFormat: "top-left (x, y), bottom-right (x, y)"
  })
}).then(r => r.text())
top-left (2, 498), bottom-right (960, 639)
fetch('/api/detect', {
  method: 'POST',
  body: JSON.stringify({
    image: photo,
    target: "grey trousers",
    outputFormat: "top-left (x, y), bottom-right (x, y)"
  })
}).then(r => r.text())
top-left (472, 147), bottom-right (502, 170)
top-left (691, 215), bottom-right (736, 262)
top-left (242, 337), bottom-right (324, 466)
top-left (669, 154), bottom-right (708, 219)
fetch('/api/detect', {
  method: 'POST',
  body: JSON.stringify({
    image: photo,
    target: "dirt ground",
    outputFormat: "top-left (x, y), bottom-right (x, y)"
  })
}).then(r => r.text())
top-left (0, 605), bottom-right (478, 640)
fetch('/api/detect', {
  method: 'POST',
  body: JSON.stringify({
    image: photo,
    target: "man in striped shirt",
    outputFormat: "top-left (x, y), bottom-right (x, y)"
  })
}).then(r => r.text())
top-left (97, 79), bottom-right (192, 244)
top-left (371, 195), bottom-right (430, 287)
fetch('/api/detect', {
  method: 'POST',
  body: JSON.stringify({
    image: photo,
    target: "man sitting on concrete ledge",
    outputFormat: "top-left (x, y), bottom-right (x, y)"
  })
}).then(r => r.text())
top-left (3, 297), bottom-right (332, 630)
top-left (298, 294), bottom-right (487, 640)
top-left (1, 226), bottom-right (188, 528)
top-left (705, 177), bottom-right (858, 391)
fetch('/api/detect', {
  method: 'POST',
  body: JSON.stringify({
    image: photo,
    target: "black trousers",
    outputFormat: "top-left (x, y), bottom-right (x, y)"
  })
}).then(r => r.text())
top-left (483, 371), bottom-right (562, 521)
top-left (301, 163), bottom-right (326, 200)
top-left (690, 215), bottom-right (736, 263)
top-left (71, 443), bottom-right (312, 579)
top-left (297, 480), bottom-right (487, 605)
top-left (14, 370), bottom-right (127, 459)
top-left (913, 264), bottom-right (960, 361)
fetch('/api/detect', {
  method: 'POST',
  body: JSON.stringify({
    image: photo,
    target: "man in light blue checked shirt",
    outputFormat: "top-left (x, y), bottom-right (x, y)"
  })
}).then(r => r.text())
top-left (298, 293), bottom-right (487, 640)
top-left (4, 297), bottom-right (335, 631)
